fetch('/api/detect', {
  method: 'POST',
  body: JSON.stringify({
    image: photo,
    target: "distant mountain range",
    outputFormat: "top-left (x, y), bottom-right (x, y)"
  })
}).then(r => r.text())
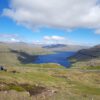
top-left (42, 44), bottom-right (87, 51)
top-left (0, 42), bottom-right (87, 66)
top-left (42, 44), bottom-right (67, 48)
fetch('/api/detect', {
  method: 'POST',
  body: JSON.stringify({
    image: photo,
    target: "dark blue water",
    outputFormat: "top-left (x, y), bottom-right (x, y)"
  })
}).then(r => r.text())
top-left (34, 52), bottom-right (75, 67)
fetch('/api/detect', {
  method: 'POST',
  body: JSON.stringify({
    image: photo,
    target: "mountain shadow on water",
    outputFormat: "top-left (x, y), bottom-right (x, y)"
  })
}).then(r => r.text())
top-left (10, 50), bottom-right (38, 64)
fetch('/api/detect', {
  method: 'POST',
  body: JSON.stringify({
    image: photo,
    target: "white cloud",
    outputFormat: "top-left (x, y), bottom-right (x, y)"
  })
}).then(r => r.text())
top-left (44, 36), bottom-right (65, 41)
top-left (0, 34), bottom-right (20, 42)
top-left (2, 0), bottom-right (100, 32)
top-left (95, 29), bottom-right (100, 34)
top-left (11, 38), bottom-right (20, 42)
top-left (0, 34), bottom-right (18, 38)
top-left (43, 35), bottom-right (74, 44)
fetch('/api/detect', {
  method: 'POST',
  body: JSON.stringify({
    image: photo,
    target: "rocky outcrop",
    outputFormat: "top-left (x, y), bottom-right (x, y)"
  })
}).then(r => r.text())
top-left (0, 66), bottom-right (7, 71)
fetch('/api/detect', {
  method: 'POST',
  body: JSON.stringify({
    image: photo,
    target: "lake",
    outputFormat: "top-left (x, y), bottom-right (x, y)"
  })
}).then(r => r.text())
top-left (33, 52), bottom-right (75, 67)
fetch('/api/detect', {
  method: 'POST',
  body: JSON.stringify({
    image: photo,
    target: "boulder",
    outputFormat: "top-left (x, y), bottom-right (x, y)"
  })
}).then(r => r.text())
top-left (0, 66), bottom-right (7, 71)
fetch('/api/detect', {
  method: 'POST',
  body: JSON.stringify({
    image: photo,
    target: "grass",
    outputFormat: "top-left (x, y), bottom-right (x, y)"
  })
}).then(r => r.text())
top-left (70, 60), bottom-right (100, 70)
top-left (0, 65), bottom-right (100, 100)
top-left (86, 66), bottom-right (100, 70)
top-left (71, 65), bottom-right (100, 70)
top-left (76, 84), bottom-right (100, 95)
top-left (19, 63), bottom-right (64, 68)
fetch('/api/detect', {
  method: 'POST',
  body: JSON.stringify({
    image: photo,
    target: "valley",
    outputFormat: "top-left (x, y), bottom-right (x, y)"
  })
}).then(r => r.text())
top-left (0, 42), bottom-right (99, 100)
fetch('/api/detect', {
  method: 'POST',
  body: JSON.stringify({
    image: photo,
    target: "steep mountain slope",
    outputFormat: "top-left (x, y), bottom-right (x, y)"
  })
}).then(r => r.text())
top-left (0, 42), bottom-right (50, 66)
top-left (69, 45), bottom-right (100, 69)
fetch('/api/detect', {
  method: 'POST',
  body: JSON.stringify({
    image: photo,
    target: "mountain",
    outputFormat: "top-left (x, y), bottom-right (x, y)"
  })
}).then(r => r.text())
top-left (42, 44), bottom-right (87, 51)
top-left (0, 42), bottom-right (52, 66)
top-left (69, 45), bottom-right (100, 69)
top-left (0, 42), bottom-right (87, 66)
top-left (43, 44), bottom-right (67, 48)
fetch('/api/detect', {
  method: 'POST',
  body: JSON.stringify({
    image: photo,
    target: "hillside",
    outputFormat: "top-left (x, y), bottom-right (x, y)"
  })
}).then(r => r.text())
top-left (0, 42), bottom-right (52, 66)
top-left (0, 66), bottom-right (100, 100)
top-left (0, 42), bottom-right (86, 66)
top-left (69, 45), bottom-right (100, 69)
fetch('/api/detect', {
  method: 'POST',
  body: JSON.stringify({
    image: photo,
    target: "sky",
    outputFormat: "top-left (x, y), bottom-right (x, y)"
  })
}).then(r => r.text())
top-left (0, 0), bottom-right (100, 46)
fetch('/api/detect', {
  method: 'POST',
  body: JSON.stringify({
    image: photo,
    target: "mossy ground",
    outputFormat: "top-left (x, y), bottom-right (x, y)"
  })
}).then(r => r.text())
top-left (0, 64), bottom-right (100, 100)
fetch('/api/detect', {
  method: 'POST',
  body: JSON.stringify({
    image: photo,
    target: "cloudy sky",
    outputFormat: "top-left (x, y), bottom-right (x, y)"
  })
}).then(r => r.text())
top-left (0, 0), bottom-right (100, 45)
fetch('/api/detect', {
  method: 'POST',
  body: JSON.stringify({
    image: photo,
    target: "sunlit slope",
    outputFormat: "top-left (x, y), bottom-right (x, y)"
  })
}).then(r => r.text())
top-left (0, 66), bottom-right (100, 100)
top-left (0, 42), bottom-right (52, 66)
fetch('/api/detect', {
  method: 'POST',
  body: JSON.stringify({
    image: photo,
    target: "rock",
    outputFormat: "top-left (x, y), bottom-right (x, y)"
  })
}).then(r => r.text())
top-left (0, 66), bottom-right (7, 71)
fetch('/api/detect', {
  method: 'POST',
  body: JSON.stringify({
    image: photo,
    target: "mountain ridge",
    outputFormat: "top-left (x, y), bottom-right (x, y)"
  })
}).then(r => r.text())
top-left (69, 44), bottom-right (100, 69)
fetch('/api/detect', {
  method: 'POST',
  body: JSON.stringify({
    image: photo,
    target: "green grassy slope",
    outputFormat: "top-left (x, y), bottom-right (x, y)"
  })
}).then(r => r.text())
top-left (0, 66), bottom-right (100, 100)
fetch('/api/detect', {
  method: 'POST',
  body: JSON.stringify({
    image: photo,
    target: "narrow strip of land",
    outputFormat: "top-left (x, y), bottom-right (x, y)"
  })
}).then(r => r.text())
top-left (26, 67), bottom-right (100, 72)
